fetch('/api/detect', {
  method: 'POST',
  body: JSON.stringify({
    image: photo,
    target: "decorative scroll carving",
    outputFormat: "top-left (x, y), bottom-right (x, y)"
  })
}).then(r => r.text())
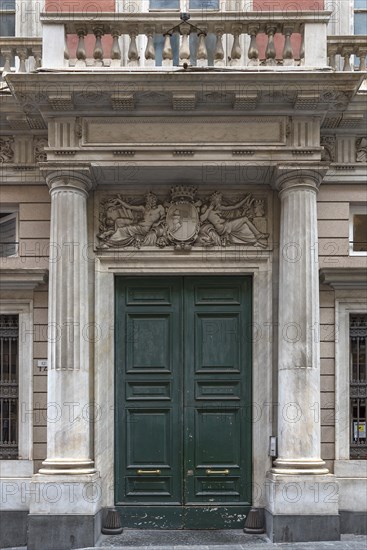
top-left (356, 137), bottom-right (367, 163)
top-left (321, 135), bottom-right (336, 162)
top-left (0, 137), bottom-right (15, 163)
top-left (34, 137), bottom-right (48, 163)
top-left (97, 188), bottom-right (269, 250)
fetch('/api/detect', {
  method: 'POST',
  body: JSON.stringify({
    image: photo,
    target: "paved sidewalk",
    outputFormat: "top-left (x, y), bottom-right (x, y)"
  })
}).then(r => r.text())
top-left (80, 531), bottom-right (367, 550)
top-left (3, 533), bottom-right (367, 550)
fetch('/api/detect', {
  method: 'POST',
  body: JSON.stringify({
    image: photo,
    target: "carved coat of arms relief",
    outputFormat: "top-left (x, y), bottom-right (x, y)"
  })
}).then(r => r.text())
top-left (97, 187), bottom-right (269, 250)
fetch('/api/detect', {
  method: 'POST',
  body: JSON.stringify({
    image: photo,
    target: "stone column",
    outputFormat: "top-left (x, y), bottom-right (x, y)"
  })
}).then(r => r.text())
top-left (40, 169), bottom-right (95, 475)
top-left (274, 168), bottom-right (327, 475)
top-left (266, 167), bottom-right (339, 543)
top-left (28, 168), bottom-right (100, 550)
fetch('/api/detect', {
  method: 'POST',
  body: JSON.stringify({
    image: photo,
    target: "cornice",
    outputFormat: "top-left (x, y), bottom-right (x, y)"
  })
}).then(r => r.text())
top-left (4, 71), bottom-right (363, 119)
top-left (320, 268), bottom-right (367, 289)
top-left (0, 269), bottom-right (48, 290)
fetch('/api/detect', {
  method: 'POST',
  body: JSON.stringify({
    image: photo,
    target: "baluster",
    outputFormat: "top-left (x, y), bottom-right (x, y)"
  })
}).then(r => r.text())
top-left (110, 28), bottom-right (122, 67)
top-left (76, 27), bottom-right (87, 67)
top-left (230, 24), bottom-right (242, 66)
top-left (299, 27), bottom-right (305, 66)
top-left (358, 48), bottom-right (367, 72)
top-left (328, 45), bottom-right (337, 70)
top-left (247, 25), bottom-right (259, 66)
top-left (214, 26), bottom-right (225, 67)
top-left (179, 23), bottom-right (191, 66)
top-left (128, 27), bottom-right (139, 67)
top-left (16, 48), bottom-right (27, 72)
top-left (145, 26), bottom-right (156, 67)
top-left (196, 32), bottom-right (208, 68)
top-left (342, 46), bottom-right (352, 71)
top-left (33, 47), bottom-right (42, 69)
top-left (265, 26), bottom-right (277, 66)
top-left (64, 46), bottom-right (69, 67)
top-left (93, 26), bottom-right (104, 67)
top-left (282, 26), bottom-right (294, 66)
top-left (2, 49), bottom-right (13, 73)
top-left (162, 33), bottom-right (173, 67)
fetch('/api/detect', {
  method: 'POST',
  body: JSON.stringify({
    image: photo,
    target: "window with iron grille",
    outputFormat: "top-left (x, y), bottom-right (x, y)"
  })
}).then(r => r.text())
top-left (0, 314), bottom-right (18, 459)
top-left (350, 314), bottom-right (367, 459)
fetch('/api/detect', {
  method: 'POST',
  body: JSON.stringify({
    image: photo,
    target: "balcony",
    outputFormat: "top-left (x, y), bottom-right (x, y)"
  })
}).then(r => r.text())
top-left (40, 10), bottom-right (365, 72)
top-left (1, 11), bottom-right (366, 77)
top-left (0, 38), bottom-right (42, 78)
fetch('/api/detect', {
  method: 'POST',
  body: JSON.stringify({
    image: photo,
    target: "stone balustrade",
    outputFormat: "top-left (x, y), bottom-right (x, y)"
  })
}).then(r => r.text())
top-left (327, 36), bottom-right (367, 71)
top-left (41, 11), bottom-right (332, 70)
top-left (0, 38), bottom-right (42, 77)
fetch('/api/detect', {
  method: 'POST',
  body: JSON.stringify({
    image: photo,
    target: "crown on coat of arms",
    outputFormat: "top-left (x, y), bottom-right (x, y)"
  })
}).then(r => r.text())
top-left (170, 185), bottom-right (197, 202)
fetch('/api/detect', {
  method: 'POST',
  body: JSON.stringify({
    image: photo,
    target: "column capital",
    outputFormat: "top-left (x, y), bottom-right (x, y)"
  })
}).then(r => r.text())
top-left (40, 164), bottom-right (94, 195)
top-left (274, 165), bottom-right (328, 194)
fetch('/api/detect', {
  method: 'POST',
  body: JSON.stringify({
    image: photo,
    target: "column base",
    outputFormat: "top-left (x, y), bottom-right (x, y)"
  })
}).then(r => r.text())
top-left (28, 510), bottom-right (103, 550)
top-left (266, 472), bottom-right (340, 542)
top-left (29, 472), bottom-right (101, 516)
top-left (39, 458), bottom-right (96, 475)
top-left (272, 458), bottom-right (329, 475)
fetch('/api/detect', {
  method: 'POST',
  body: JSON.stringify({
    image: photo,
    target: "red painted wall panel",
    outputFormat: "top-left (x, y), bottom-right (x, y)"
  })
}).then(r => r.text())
top-left (45, 0), bottom-right (115, 12)
top-left (253, 1), bottom-right (324, 62)
top-left (67, 34), bottom-right (113, 59)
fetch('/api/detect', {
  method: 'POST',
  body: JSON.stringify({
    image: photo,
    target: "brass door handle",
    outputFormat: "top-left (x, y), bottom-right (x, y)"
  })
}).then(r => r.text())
top-left (206, 469), bottom-right (230, 475)
top-left (137, 469), bottom-right (161, 475)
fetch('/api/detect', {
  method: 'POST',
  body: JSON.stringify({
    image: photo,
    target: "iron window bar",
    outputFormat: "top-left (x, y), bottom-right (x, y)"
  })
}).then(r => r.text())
top-left (350, 314), bottom-right (367, 459)
top-left (0, 314), bottom-right (18, 459)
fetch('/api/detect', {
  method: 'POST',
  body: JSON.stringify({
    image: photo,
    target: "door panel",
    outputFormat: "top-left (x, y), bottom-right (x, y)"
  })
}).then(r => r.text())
top-left (115, 276), bottom-right (252, 526)
top-left (115, 278), bottom-right (182, 505)
top-left (184, 277), bottom-right (252, 506)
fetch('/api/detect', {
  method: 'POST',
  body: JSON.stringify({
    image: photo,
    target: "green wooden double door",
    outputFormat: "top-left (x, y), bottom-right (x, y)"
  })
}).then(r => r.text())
top-left (115, 276), bottom-right (252, 528)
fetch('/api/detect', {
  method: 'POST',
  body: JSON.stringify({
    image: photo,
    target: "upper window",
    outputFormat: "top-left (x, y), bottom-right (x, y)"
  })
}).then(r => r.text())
top-left (0, 314), bottom-right (19, 459)
top-left (150, 0), bottom-right (219, 66)
top-left (150, 0), bottom-right (179, 8)
top-left (189, 0), bottom-right (219, 8)
top-left (0, 0), bottom-right (15, 36)
top-left (150, 0), bottom-right (219, 9)
top-left (354, 0), bottom-right (367, 35)
top-left (0, 212), bottom-right (18, 257)
top-left (349, 205), bottom-right (367, 255)
top-left (350, 314), bottom-right (367, 459)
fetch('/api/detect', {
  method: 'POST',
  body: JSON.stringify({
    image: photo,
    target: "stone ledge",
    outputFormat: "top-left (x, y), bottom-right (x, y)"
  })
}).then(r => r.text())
top-left (0, 268), bottom-right (48, 290)
top-left (320, 268), bottom-right (367, 289)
